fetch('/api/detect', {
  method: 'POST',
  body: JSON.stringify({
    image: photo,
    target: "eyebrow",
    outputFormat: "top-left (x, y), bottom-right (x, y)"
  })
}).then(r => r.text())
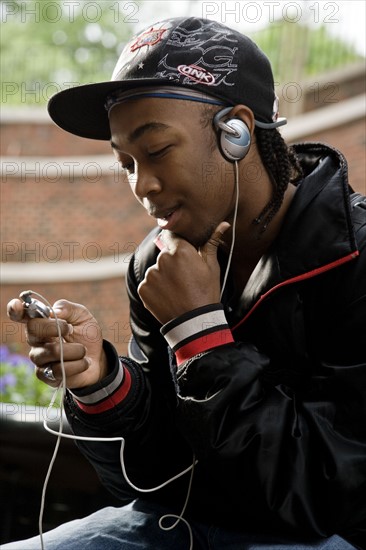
top-left (110, 122), bottom-right (170, 150)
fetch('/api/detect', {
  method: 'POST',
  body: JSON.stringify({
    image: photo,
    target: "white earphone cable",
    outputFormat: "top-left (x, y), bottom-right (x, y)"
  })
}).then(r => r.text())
top-left (27, 291), bottom-right (196, 550)
top-left (220, 160), bottom-right (239, 299)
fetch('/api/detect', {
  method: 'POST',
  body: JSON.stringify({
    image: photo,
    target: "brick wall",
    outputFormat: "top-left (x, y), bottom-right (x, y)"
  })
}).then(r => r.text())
top-left (1, 100), bottom-right (365, 358)
top-left (302, 63), bottom-right (366, 114)
top-left (1, 120), bottom-right (111, 157)
top-left (288, 117), bottom-right (365, 195)
top-left (1, 170), bottom-right (155, 261)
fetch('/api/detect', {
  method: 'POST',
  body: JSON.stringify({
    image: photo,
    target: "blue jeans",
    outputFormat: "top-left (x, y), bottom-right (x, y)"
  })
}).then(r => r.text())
top-left (1, 499), bottom-right (357, 550)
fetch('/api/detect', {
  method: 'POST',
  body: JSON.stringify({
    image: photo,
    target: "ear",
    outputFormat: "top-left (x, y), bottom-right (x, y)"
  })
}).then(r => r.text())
top-left (228, 105), bottom-right (256, 136)
top-left (213, 104), bottom-right (256, 163)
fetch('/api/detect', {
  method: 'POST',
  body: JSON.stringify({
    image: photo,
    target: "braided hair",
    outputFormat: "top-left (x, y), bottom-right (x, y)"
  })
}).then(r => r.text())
top-left (254, 127), bottom-right (303, 230)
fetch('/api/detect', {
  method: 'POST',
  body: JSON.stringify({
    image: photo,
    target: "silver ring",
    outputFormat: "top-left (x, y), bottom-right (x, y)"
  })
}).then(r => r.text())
top-left (43, 365), bottom-right (56, 382)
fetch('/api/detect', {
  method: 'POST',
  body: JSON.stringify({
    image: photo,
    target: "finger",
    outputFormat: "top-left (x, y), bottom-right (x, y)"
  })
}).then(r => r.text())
top-left (7, 298), bottom-right (28, 323)
top-left (26, 317), bottom-right (73, 345)
top-left (199, 222), bottom-right (231, 263)
top-left (29, 341), bottom-right (86, 367)
top-left (52, 300), bottom-right (98, 342)
top-left (36, 357), bottom-right (90, 386)
top-left (36, 365), bottom-right (60, 387)
top-left (52, 299), bottom-right (89, 326)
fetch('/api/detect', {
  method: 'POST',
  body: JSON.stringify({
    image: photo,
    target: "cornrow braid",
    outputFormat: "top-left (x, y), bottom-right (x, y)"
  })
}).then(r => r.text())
top-left (255, 127), bottom-right (303, 230)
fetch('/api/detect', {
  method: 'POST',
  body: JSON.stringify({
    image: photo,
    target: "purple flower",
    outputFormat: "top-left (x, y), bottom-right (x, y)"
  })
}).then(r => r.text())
top-left (0, 373), bottom-right (17, 392)
top-left (7, 354), bottom-right (33, 368)
top-left (0, 345), bottom-right (11, 362)
top-left (0, 345), bottom-right (33, 370)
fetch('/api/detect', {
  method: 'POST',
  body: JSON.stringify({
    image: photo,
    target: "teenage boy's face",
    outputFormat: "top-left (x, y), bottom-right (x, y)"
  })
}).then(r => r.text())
top-left (109, 97), bottom-right (238, 248)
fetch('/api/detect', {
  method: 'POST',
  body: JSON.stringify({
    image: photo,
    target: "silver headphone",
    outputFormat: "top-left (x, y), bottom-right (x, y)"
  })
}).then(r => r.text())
top-left (213, 107), bottom-right (251, 162)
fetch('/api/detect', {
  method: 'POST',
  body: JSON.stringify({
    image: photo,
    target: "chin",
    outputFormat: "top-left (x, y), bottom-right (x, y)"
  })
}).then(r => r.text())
top-left (174, 226), bottom-right (216, 250)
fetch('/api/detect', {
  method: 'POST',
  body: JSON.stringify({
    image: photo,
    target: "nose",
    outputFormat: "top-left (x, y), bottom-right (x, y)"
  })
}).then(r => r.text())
top-left (131, 165), bottom-right (162, 200)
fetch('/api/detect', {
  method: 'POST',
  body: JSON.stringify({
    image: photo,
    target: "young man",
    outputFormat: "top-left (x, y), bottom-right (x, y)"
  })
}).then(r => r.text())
top-left (5, 17), bottom-right (366, 550)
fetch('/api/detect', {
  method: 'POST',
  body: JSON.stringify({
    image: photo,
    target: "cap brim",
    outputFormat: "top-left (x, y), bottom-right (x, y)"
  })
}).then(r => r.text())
top-left (47, 78), bottom-right (169, 141)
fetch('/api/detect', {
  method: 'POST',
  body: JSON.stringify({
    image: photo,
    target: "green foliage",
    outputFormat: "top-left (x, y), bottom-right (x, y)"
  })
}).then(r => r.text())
top-left (1, 1), bottom-right (363, 106)
top-left (1, 0), bottom-right (138, 105)
top-left (251, 20), bottom-right (363, 82)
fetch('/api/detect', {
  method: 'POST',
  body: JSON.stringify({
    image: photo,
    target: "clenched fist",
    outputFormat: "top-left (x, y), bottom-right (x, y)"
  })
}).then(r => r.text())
top-left (138, 222), bottom-right (230, 325)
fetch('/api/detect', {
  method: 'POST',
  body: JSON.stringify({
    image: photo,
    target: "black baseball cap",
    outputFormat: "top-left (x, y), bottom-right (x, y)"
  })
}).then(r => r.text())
top-left (48, 17), bottom-right (286, 140)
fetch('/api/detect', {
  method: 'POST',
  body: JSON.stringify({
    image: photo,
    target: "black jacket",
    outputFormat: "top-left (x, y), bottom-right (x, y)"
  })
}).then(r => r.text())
top-left (66, 143), bottom-right (366, 548)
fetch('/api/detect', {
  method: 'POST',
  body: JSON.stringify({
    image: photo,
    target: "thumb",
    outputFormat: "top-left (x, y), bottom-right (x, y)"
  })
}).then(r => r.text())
top-left (52, 300), bottom-right (103, 351)
top-left (199, 222), bottom-right (231, 263)
top-left (52, 299), bottom-right (94, 336)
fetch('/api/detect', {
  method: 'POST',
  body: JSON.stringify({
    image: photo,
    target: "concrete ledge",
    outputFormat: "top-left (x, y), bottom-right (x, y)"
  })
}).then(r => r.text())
top-left (300, 61), bottom-right (366, 90)
top-left (282, 93), bottom-right (365, 142)
top-left (0, 107), bottom-right (50, 124)
top-left (1, 254), bottom-right (129, 283)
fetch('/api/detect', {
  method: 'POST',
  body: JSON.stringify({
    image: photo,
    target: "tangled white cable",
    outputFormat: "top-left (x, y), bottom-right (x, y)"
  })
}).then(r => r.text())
top-left (24, 291), bottom-right (197, 550)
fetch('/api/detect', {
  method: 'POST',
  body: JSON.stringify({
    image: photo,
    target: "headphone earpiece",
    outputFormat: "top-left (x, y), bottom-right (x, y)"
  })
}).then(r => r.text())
top-left (213, 107), bottom-right (251, 162)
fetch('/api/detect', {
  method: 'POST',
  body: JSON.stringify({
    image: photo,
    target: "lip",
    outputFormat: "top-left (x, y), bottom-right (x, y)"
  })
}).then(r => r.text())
top-left (150, 206), bottom-right (173, 218)
top-left (155, 207), bottom-right (182, 230)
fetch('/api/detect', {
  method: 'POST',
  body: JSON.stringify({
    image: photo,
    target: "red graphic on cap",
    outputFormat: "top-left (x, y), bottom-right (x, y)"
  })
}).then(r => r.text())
top-left (178, 64), bottom-right (215, 85)
top-left (130, 27), bottom-right (167, 52)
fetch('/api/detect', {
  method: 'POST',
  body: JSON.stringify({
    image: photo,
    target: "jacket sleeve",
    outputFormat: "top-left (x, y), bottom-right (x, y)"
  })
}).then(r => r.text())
top-left (64, 234), bottom-right (194, 503)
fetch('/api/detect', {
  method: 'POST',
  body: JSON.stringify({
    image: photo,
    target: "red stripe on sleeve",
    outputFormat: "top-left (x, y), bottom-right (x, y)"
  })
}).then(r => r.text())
top-left (175, 329), bottom-right (234, 366)
top-left (74, 366), bottom-right (132, 414)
